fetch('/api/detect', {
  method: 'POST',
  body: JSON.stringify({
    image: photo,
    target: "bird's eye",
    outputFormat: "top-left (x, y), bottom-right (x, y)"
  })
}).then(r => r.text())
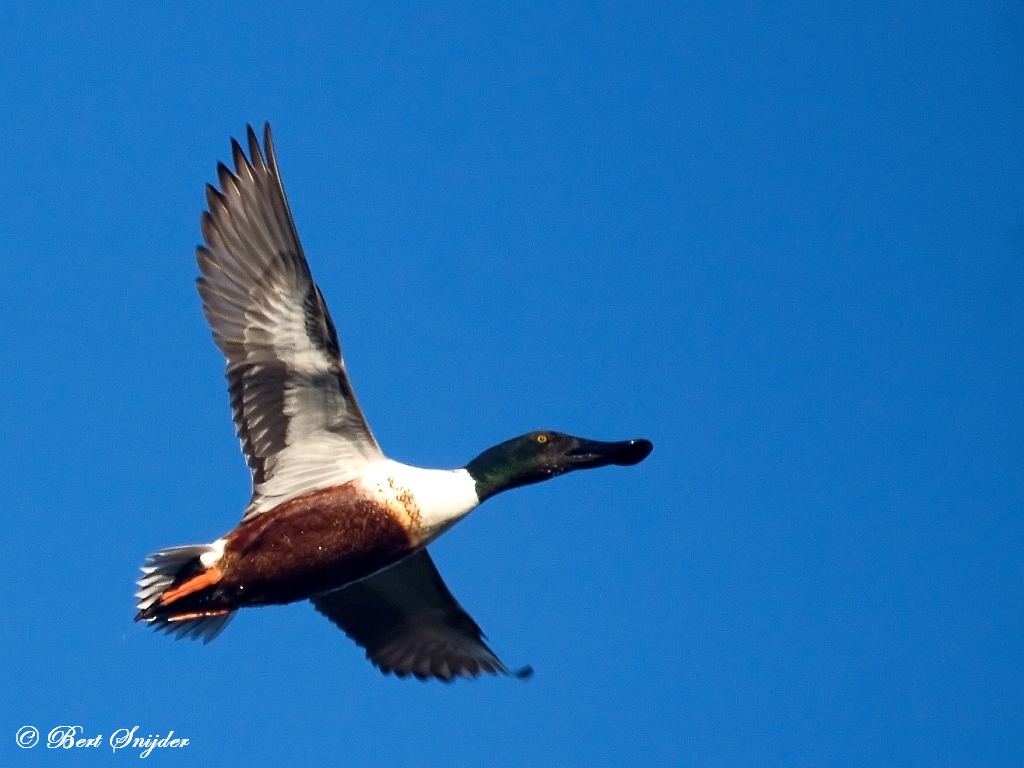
top-left (536, 434), bottom-right (548, 444)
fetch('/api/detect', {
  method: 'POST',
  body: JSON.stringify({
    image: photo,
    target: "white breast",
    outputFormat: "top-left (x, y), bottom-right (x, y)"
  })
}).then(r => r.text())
top-left (357, 460), bottom-right (480, 546)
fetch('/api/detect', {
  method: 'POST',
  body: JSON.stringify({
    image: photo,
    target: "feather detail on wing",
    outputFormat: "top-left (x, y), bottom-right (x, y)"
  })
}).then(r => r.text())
top-left (311, 550), bottom-right (526, 682)
top-left (196, 124), bottom-right (383, 519)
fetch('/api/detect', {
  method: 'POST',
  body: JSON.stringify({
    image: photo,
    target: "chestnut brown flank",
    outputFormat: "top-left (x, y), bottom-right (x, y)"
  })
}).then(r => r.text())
top-left (181, 482), bottom-right (414, 609)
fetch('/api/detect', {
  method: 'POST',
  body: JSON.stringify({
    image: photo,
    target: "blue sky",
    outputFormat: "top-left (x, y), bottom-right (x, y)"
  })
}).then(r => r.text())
top-left (1, 2), bottom-right (1021, 765)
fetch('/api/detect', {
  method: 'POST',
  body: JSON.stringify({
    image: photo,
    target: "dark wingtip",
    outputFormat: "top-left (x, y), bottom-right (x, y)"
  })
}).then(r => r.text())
top-left (262, 122), bottom-right (276, 170)
top-left (230, 137), bottom-right (252, 176)
top-left (215, 161), bottom-right (235, 191)
top-left (240, 123), bottom-right (265, 172)
top-left (513, 665), bottom-right (534, 680)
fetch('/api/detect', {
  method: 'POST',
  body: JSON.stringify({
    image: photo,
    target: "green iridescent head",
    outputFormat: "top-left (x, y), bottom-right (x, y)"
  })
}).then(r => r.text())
top-left (465, 430), bottom-right (653, 502)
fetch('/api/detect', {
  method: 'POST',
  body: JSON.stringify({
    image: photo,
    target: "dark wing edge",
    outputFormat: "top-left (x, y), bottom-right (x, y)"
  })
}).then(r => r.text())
top-left (196, 124), bottom-right (382, 517)
top-left (311, 550), bottom-right (530, 682)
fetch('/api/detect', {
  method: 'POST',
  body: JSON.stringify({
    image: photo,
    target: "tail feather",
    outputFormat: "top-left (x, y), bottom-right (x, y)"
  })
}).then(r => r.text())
top-left (135, 544), bottom-right (213, 610)
top-left (135, 542), bottom-right (235, 644)
top-left (149, 611), bottom-right (235, 644)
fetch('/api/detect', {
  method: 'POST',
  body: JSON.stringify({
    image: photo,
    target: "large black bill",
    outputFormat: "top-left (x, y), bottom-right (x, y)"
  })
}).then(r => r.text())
top-left (568, 438), bottom-right (653, 467)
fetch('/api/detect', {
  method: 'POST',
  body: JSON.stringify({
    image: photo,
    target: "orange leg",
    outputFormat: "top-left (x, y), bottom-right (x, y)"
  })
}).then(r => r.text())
top-left (158, 566), bottom-right (224, 607)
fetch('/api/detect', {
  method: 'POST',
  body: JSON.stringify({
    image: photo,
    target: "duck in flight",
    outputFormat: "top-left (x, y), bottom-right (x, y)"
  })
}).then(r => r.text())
top-left (134, 124), bottom-right (653, 681)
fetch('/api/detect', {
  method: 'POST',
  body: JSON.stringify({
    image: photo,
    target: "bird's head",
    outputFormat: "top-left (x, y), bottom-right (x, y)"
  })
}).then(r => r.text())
top-left (465, 430), bottom-right (653, 502)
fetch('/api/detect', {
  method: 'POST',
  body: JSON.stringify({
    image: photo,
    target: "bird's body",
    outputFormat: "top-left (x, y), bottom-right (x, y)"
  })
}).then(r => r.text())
top-left (135, 125), bottom-right (652, 681)
top-left (139, 463), bottom-right (476, 615)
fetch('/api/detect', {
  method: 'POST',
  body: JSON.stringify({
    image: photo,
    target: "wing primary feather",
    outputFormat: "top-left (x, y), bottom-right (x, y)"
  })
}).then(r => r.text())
top-left (248, 124), bottom-right (265, 170)
top-left (231, 138), bottom-right (255, 183)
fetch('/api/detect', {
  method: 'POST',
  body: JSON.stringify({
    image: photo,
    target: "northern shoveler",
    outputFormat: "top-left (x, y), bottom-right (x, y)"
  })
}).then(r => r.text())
top-left (135, 124), bottom-right (653, 681)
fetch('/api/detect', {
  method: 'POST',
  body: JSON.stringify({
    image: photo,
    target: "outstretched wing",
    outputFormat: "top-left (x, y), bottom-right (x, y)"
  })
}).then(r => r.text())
top-left (196, 124), bottom-right (383, 520)
top-left (311, 550), bottom-right (528, 682)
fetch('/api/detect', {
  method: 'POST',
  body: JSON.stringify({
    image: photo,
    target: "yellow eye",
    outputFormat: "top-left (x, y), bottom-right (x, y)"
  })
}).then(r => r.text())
top-left (537, 434), bottom-right (548, 444)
